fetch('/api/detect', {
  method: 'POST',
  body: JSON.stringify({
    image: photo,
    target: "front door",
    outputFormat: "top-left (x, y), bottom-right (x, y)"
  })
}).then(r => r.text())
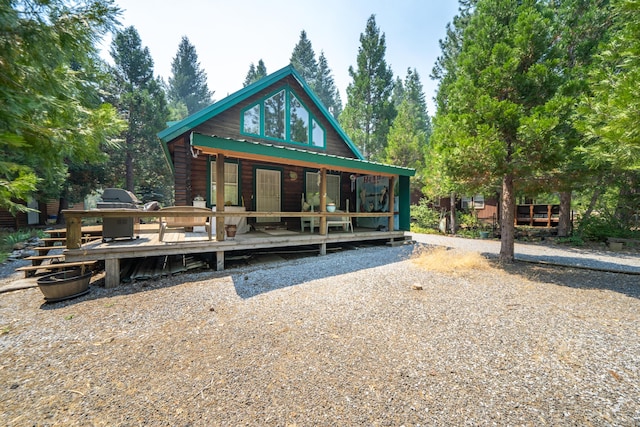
top-left (255, 168), bottom-right (281, 223)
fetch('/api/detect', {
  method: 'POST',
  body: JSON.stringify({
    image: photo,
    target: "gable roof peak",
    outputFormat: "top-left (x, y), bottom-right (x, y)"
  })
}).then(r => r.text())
top-left (158, 64), bottom-right (363, 160)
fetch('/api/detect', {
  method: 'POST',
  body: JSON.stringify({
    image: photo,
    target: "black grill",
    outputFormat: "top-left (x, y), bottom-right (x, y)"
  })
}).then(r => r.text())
top-left (98, 188), bottom-right (143, 242)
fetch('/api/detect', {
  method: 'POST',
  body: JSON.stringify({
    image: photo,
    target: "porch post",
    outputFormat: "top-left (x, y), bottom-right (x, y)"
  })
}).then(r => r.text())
top-left (388, 176), bottom-right (395, 231)
top-left (398, 175), bottom-right (411, 231)
top-left (215, 154), bottom-right (225, 241)
top-left (319, 168), bottom-right (327, 235)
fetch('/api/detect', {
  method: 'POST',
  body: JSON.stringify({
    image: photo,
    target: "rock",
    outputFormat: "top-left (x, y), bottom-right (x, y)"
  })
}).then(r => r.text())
top-left (412, 283), bottom-right (423, 290)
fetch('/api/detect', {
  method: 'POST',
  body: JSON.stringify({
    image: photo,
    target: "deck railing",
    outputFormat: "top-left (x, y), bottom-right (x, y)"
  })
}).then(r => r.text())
top-left (61, 209), bottom-right (396, 249)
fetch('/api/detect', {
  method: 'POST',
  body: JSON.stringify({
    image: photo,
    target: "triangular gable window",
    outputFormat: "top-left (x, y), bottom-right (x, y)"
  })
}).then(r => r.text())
top-left (241, 86), bottom-right (326, 148)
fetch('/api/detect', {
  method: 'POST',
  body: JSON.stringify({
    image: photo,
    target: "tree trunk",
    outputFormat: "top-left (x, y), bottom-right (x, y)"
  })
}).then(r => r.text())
top-left (581, 186), bottom-right (601, 225)
top-left (557, 191), bottom-right (572, 237)
top-left (499, 174), bottom-right (515, 262)
top-left (125, 135), bottom-right (134, 192)
top-left (449, 192), bottom-right (457, 234)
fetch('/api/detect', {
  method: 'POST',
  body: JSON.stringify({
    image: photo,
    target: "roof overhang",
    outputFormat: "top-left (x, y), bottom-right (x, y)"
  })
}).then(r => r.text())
top-left (190, 133), bottom-right (415, 177)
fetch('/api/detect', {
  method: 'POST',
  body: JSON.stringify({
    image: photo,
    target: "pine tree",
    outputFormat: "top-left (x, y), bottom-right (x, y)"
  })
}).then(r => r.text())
top-left (544, 0), bottom-right (613, 236)
top-left (243, 60), bottom-right (267, 87)
top-left (430, 0), bottom-right (564, 262)
top-left (314, 51), bottom-right (342, 118)
top-left (385, 68), bottom-right (431, 195)
top-left (340, 15), bottom-right (395, 161)
top-left (168, 36), bottom-right (213, 117)
top-left (290, 30), bottom-right (317, 87)
top-left (108, 26), bottom-right (171, 201)
top-left (578, 0), bottom-right (640, 227)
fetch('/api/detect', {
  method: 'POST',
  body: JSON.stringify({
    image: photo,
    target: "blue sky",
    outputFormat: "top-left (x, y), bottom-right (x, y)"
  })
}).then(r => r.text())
top-left (103, 0), bottom-right (460, 115)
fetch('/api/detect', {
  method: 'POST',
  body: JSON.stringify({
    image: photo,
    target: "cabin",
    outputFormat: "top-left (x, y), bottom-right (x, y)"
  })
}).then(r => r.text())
top-left (157, 65), bottom-right (414, 233)
top-left (60, 65), bottom-right (415, 288)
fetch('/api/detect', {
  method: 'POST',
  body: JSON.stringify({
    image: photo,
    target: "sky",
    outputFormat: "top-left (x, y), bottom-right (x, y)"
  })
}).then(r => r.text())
top-left (101, 0), bottom-right (461, 116)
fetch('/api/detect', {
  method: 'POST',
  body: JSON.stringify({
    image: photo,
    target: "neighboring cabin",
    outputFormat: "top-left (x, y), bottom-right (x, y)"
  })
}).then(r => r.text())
top-left (158, 65), bottom-right (415, 231)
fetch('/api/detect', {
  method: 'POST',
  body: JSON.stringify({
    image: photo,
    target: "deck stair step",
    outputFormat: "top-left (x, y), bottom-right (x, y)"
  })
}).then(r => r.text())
top-left (25, 254), bottom-right (65, 266)
top-left (16, 261), bottom-right (98, 278)
top-left (41, 237), bottom-right (67, 244)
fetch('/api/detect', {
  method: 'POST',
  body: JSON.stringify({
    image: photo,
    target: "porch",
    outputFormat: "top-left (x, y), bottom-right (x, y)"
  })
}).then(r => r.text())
top-left (62, 209), bottom-right (409, 288)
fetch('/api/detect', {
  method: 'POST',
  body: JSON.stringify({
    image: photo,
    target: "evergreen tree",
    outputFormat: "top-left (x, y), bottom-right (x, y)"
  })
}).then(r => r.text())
top-left (290, 30), bottom-right (317, 87)
top-left (540, 0), bottom-right (613, 236)
top-left (0, 0), bottom-right (123, 213)
top-left (430, 0), bottom-right (563, 262)
top-left (577, 0), bottom-right (640, 227)
top-left (314, 51), bottom-right (342, 118)
top-left (340, 14), bottom-right (395, 161)
top-left (168, 36), bottom-right (213, 117)
top-left (108, 26), bottom-right (171, 202)
top-left (385, 68), bottom-right (431, 196)
top-left (243, 60), bottom-right (267, 87)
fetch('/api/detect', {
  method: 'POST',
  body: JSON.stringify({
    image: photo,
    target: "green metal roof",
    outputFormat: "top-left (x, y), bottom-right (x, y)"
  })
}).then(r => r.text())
top-left (158, 65), bottom-right (364, 160)
top-left (191, 133), bottom-right (415, 177)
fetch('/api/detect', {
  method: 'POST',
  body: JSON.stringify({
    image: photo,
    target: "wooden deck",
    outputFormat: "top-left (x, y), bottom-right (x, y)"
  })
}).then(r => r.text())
top-left (63, 223), bottom-right (408, 288)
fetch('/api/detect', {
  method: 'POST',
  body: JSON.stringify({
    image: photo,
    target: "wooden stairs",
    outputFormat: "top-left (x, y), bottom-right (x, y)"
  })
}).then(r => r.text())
top-left (16, 230), bottom-right (100, 278)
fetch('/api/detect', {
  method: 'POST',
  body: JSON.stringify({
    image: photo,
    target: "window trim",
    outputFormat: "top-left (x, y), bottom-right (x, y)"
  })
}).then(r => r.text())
top-left (209, 158), bottom-right (241, 206)
top-left (462, 194), bottom-right (485, 210)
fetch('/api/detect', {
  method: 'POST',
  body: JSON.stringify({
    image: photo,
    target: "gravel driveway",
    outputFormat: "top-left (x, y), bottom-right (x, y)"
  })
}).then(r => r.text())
top-left (413, 234), bottom-right (640, 274)
top-left (1, 235), bottom-right (639, 426)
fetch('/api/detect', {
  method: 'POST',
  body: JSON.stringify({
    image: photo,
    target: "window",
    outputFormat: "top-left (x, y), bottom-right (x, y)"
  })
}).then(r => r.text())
top-left (243, 104), bottom-right (260, 135)
top-left (264, 90), bottom-right (285, 139)
top-left (240, 87), bottom-right (326, 148)
top-left (211, 162), bottom-right (239, 205)
top-left (462, 194), bottom-right (485, 209)
top-left (290, 94), bottom-right (309, 143)
top-left (311, 119), bottom-right (324, 147)
top-left (305, 171), bottom-right (340, 207)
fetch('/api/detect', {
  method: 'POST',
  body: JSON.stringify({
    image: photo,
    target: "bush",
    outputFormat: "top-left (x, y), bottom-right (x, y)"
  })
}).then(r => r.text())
top-left (576, 215), bottom-right (639, 242)
top-left (411, 199), bottom-right (442, 230)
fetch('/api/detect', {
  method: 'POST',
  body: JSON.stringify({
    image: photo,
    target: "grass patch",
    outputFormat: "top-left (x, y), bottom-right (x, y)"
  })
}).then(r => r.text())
top-left (411, 246), bottom-right (492, 274)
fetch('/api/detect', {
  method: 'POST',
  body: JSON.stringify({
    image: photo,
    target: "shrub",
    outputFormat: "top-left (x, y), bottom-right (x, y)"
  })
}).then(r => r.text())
top-left (576, 215), bottom-right (639, 242)
top-left (411, 199), bottom-right (442, 231)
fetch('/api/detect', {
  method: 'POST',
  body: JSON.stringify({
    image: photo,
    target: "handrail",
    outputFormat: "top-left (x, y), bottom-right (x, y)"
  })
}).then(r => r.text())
top-left (62, 209), bottom-right (396, 249)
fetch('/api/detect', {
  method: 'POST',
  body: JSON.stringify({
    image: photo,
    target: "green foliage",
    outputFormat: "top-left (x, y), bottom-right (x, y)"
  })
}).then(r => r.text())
top-left (340, 14), bottom-right (396, 161)
top-left (314, 51), bottom-right (342, 118)
top-left (290, 30), bottom-right (317, 87)
top-left (168, 36), bottom-right (213, 116)
top-left (289, 32), bottom-right (342, 118)
top-left (576, 214), bottom-right (638, 242)
top-left (0, 0), bottom-right (123, 210)
top-left (244, 60), bottom-right (267, 87)
top-left (578, 0), bottom-right (640, 173)
top-left (556, 235), bottom-right (585, 247)
top-left (0, 228), bottom-right (47, 262)
top-left (410, 199), bottom-right (442, 230)
top-left (385, 68), bottom-right (431, 195)
top-left (430, 0), bottom-right (566, 260)
top-left (106, 26), bottom-right (172, 203)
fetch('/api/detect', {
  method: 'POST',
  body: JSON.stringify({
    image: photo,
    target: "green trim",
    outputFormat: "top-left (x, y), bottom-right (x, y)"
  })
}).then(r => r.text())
top-left (240, 104), bottom-right (261, 138)
top-left (399, 176), bottom-right (411, 231)
top-left (158, 65), bottom-right (362, 159)
top-left (191, 133), bottom-right (415, 177)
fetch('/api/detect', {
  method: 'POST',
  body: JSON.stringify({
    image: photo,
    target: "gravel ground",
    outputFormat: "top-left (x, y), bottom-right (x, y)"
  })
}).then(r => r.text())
top-left (1, 237), bottom-right (639, 426)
